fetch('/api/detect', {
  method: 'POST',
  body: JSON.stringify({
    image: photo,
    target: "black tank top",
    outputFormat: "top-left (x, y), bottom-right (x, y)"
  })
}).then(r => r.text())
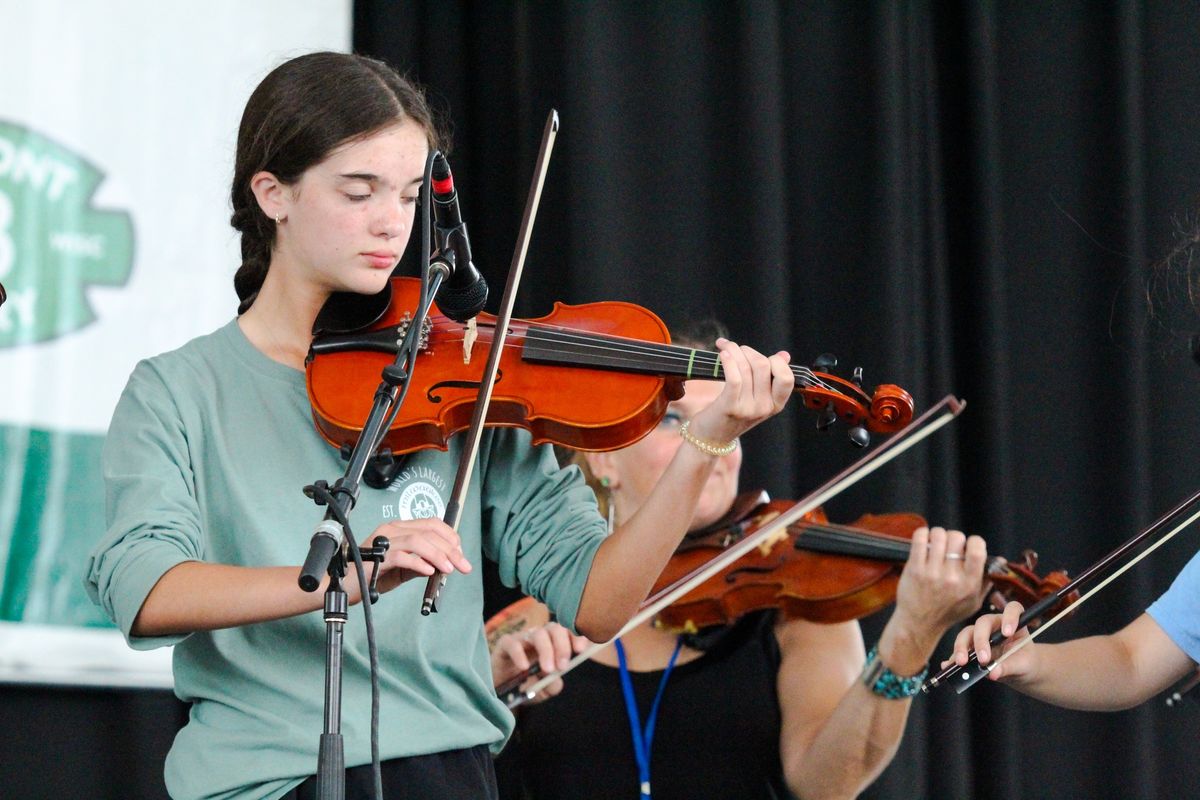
top-left (495, 611), bottom-right (791, 800)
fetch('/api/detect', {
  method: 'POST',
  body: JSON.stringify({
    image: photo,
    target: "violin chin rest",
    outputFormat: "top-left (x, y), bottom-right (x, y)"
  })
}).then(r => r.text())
top-left (313, 285), bottom-right (393, 335)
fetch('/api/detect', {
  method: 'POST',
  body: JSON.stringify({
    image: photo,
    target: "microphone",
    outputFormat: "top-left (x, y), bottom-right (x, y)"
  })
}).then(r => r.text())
top-left (430, 153), bottom-right (488, 321)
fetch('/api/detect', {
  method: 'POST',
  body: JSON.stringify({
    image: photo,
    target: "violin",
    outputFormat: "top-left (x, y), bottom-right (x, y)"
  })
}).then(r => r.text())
top-left (488, 489), bottom-right (1078, 704)
top-left (305, 277), bottom-right (915, 455)
top-left (646, 491), bottom-right (1077, 633)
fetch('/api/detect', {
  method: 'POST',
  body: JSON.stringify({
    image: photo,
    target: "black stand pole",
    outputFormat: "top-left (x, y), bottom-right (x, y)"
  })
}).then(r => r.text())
top-left (317, 572), bottom-right (348, 800)
top-left (299, 265), bottom-right (448, 800)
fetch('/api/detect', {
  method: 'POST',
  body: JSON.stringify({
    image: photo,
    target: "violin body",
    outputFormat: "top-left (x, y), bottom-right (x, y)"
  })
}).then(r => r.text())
top-left (651, 499), bottom-right (925, 632)
top-left (307, 277), bottom-right (675, 454)
top-left (305, 277), bottom-right (915, 455)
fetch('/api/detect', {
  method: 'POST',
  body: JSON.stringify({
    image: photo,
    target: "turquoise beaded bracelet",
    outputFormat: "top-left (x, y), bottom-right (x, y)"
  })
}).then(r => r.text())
top-left (861, 645), bottom-right (928, 699)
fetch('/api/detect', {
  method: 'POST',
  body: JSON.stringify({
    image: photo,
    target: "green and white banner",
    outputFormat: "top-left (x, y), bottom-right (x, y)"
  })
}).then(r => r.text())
top-left (0, 1), bottom-right (351, 687)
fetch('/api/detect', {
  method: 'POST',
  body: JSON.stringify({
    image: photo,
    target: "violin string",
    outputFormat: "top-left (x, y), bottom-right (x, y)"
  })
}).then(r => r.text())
top-left (520, 327), bottom-right (815, 382)
top-left (374, 304), bottom-right (848, 396)
top-left (416, 316), bottom-right (837, 391)
top-left (419, 316), bottom-right (822, 382)
top-left (524, 323), bottom-right (829, 386)
top-left (425, 335), bottom-right (832, 391)
top-left (693, 520), bottom-right (912, 559)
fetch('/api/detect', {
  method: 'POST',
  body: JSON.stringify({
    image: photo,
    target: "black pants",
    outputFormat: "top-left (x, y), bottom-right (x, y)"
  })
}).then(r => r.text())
top-left (283, 746), bottom-right (498, 800)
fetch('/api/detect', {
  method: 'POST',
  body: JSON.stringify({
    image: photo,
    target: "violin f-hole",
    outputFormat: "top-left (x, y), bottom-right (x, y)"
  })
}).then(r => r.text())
top-left (725, 557), bottom-right (787, 583)
top-left (426, 369), bottom-right (504, 403)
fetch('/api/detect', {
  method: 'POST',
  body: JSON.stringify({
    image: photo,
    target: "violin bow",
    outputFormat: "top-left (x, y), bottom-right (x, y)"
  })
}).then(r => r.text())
top-left (505, 394), bottom-right (966, 706)
top-left (925, 484), bottom-right (1200, 693)
top-left (421, 110), bottom-right (560, 614)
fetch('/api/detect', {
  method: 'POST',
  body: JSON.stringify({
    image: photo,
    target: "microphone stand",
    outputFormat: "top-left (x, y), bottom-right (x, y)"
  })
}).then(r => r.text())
top-left (297, 154), bottom-right (448, 800)
top-left (299, 263), bottom-right (446, 800)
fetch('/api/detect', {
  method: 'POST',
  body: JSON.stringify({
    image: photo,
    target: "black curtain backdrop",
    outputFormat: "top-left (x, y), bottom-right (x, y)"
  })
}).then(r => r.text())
top-left (7, 3), bottom-right (1200, 799)
top-left (353, 2), bottom-right (1200, 799)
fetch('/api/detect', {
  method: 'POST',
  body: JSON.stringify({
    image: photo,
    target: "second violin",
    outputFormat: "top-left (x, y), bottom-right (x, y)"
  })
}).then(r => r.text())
top-left (648, 491), bottom-right (1077, 633)
top-left (492, 488), bottom-right (1078, 706)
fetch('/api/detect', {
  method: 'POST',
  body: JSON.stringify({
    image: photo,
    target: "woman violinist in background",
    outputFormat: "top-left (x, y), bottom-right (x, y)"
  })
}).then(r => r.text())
top-left (490, 319), bottom-right (993, 800)
top-left (83, 52), bottom-right (793, 800)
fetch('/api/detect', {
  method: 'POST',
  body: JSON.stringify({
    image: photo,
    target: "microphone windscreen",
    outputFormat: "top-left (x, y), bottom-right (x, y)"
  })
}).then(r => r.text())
top-left (437, 279), bottom-right (488, 323)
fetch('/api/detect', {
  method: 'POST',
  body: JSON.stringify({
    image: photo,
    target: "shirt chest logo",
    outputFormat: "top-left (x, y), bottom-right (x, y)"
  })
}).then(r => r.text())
top-left (396, 481), bottom-right (446, 520)
top-left (384, 465), bottom-right (448, 521)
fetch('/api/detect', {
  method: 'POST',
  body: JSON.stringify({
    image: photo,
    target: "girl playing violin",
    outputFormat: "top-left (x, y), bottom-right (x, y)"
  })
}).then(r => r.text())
top-left (83, 52), bottom-right (793, 800)
top-left (490, 320), bottom-right (993, 800)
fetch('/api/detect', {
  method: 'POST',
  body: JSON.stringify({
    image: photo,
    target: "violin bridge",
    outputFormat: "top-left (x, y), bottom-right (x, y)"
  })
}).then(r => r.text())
top-left (748, 510), bottom-right (783, 556)
top-left (462, 318), bottom-right (478, 364)
top-left (760, 527), bottom-right (788, 556)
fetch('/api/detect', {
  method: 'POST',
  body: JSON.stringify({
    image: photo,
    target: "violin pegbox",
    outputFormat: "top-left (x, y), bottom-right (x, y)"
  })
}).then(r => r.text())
top-left (806, 353), bottom-right (898, 448)
top-left (810, 354), bottom-right (840, 432)
top-left (846, 367), bottom-right (870, 446)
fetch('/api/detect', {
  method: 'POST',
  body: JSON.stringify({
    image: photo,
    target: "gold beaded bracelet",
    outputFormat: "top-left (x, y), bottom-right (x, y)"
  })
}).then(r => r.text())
top-left (678, 419), bottom-right (738, 457)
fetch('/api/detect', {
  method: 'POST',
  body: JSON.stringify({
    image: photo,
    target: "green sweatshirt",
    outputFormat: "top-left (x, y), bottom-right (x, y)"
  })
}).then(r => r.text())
top-left (84, 320), bottom-right (606, 800)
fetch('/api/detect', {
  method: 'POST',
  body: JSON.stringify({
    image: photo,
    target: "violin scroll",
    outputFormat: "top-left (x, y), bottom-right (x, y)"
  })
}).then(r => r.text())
top-left (985, 550), bottom-right (1079, 624)
top-left (802, 353), bottom-right (913, 447)
top-left (801, 355), bottom-right (912, 448)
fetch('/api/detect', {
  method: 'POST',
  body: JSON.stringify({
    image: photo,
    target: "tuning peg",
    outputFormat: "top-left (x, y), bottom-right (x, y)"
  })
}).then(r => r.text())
top-left (848, 425), bottom-right (870, 448)
top-left (851, 366), bottom-right (863, 387)
top-left (816, 402), bottom-right (837, 432)
top-left (812, 353), bottom-right (838, 370)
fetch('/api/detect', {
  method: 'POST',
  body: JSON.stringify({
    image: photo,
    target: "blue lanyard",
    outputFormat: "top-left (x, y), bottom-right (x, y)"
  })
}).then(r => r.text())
top-left (614, 636), bottom-right (684, 800)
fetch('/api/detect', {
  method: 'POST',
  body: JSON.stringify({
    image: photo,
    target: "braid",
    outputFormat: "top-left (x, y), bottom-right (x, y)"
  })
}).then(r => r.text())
top-left (230, 205), bottom-right (273, 315)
